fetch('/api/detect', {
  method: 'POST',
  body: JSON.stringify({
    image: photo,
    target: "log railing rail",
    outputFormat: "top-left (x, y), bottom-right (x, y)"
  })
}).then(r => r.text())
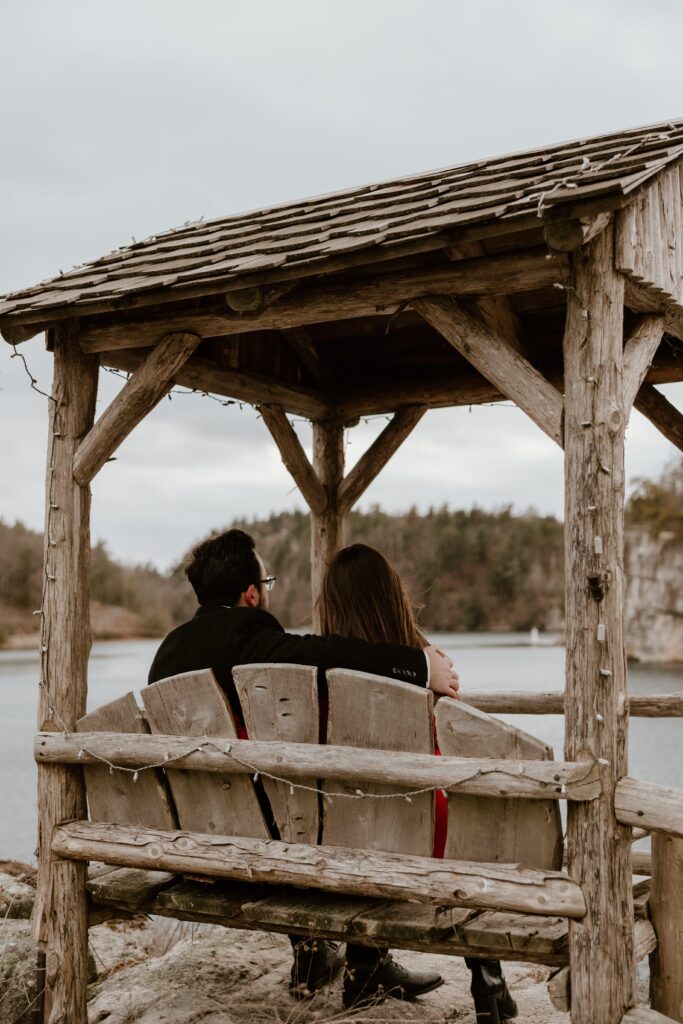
top-left (35, 732), bottom-right (602, 801)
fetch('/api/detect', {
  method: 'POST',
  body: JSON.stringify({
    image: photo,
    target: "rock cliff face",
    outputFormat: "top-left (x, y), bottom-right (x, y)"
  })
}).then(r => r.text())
top-left (625, 528), bottom-right (683, 663)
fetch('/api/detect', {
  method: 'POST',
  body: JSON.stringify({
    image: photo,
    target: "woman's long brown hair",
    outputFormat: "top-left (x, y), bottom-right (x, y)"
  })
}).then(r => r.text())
top-left (318, 543), bottom-right (426, 648)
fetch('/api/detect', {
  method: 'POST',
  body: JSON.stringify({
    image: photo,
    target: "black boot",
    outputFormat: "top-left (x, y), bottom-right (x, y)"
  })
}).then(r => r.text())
top-left (343, 950), bottom-right (444, 1009)
top-left (288, 937), bottom-right (345, 999)
top-left (466, 958), bottom-right (518, 1021)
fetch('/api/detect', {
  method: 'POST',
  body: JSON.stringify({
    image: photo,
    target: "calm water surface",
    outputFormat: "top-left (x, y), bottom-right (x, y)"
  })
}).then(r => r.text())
top-left (1, 634), bottom-right (681, 862)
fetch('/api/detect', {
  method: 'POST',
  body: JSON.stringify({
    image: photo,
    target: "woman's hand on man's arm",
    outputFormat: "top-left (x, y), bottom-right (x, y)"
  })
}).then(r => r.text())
top-left (425, 645), bottom-right (460, 699)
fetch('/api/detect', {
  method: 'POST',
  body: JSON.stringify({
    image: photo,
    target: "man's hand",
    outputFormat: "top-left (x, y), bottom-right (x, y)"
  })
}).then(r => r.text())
top-left (425, 645), bottom-right (460, 699)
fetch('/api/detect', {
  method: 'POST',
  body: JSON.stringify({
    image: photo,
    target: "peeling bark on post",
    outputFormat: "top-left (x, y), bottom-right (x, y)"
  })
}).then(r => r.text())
top-left (311, 418), bottom-right (345, 628)
top-left (34, 322), bottom-right (98, 1024)
top-left (563, 228), bottom-right (634, 1024)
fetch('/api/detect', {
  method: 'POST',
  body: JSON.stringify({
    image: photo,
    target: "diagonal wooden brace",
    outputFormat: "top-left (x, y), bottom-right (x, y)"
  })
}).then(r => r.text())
top-left (259, 404), bottom-right (326, 515)
top-left (73, 331), bottom-right (201, 485)
top-left (622, 315), bottom-right (665, 412)
top-left (413, 295), bottom-right (564, 446)
top-left (634, 384), bottom-right (683, 452)
top-left (339, 405), bottom-right (427, 513)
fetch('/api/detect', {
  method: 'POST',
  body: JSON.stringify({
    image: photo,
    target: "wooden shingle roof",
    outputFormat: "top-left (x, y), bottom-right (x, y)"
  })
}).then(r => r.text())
top-left (3, 117), bottom-right (683, 327)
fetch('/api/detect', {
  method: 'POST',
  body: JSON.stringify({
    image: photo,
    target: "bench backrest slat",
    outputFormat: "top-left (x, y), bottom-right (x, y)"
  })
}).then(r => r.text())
top-left (434, 698), bottom-right (563, 869)
top-left (322, 669), bottom-right (435, 856)
top-left (142, 670), bottom-right (269, 838)
top-left (77, 692), bottom-right (176, 829)
top-left (233, 664), bottom-right (320, 843)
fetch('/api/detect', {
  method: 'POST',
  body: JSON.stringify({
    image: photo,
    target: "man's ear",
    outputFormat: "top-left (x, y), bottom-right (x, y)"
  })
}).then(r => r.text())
top-left (244, 584), bottom-right (260, 608)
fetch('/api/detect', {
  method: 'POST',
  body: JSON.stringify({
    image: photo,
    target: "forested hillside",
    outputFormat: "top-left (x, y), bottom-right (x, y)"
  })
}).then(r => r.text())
top-left (1, 458), bottom-right (680, 645)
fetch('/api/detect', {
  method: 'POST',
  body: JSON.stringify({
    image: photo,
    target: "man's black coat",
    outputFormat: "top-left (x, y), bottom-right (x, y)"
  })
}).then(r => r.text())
top-left (148, 603), bottom-right (427, 709)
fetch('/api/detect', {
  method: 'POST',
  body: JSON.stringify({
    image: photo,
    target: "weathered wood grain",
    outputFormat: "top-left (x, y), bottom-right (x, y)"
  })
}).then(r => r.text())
top-left (323, 670), bottom-right (434, 856)
top-left (141, 670), bottom-right (269, 839)
top-left (232, 664), bottom-right (319, 843)
top-left (459, 691), bottom-right (683, 717)
top-left (649, 833), bottom-right (683, 1018)
top-left (52, 820), bottom-right (587, 917)
top-left (414, 295), bottom-right (564, 445)
top-left (634, 385), bottom-right (683, 453)
top-left (435, 698), bottom-right (563, 869)
top-left (78, 249), bottom-right (568, 353)
top-left (77, 692), bottom-right (176, 828)
top-left (72, 331), bottom-right (200, 484)
top-left (311, 417), bottom-right (345, 627)
top-left (622, 316), bottom-right (665, 412)
top-left (615, 778), bottom-right (683, 839)
top-left (338, 406), bottom-right (427, 512)
top-left (36, 730), bottom-right (603, 799)
top-left (563, 228), bottom-right (634, 1022)
top-left (35, 322), bottom-right (99, 1024)
top-left (258, 405), bottom-right (326, 514)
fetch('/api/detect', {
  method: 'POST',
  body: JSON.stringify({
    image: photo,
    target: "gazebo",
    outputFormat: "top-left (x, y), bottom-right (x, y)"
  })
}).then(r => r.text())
top-left (2, 117), bottom-right (683, 1024)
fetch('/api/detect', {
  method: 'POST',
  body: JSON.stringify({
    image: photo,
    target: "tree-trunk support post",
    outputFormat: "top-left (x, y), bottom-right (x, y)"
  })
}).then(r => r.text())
top-left (35, 322), bottom-right (99, 1024)
top-left (563, 228), bottom-right (634, 1024)
top-left (649, 833), bottom-right (683, 1020)
top-left (311, 417), bottom-right (345, 628)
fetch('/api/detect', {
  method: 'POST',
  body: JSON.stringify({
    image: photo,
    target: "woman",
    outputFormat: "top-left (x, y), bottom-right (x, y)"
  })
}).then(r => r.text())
top-left (318, 543), bottom-right (518, 1023)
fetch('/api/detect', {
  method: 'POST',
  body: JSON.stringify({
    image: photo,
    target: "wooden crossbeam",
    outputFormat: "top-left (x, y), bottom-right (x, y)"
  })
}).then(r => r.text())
top-left (99, 346), bottom-right (330, 420)
top-left (413, 296), bottom-right (564, 446)
top-left (458, 691), bottom-right (683, 717)
top-left (615, 778), bottom-right (683, 839)
top-left (339, 406), bottom-right (426, 513)
top-left (623, 315), bottom-right (666, 411)
top-left (634, 384), bottom-right (683, 452)
top-left (73, 332), bottom-right (201, 485)
top-left (258, 404), bottom-right (326, 515)
top-left (77, 248), bottom-right (568, 354)
top-left (53, 820), bottom-right (587, 918)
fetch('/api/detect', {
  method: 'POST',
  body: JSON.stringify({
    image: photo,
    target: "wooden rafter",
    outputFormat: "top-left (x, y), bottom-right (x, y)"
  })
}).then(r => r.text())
top-left (622, 315), bottom-right (665, 411)
top-left (339, 406), bottom-right (426, 513)
top-left (634, 384), bottom-right (683, 452)
top-left (258, 404), bottom-right (326, 515)
top-left (77, 249), bottom-right (568, 354)
top-left (73, 332), bottom-right (201, 486)
top-left (413, 296), bottom-right (564, 446)
top-left (282, 327), bottom-right (330, 384)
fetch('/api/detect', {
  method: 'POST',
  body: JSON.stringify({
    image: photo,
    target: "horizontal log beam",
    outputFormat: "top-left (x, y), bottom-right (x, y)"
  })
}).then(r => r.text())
top-left (615, 778), bottom-right (683, 839)
top-left (52, 820), bottom-right (587, 918)
top-left (73, 332), bottom-right (201, 486)
top-left (35, 732), bottom-right (601, 801)
top-left (99, 348), bottom-right (330, 420)
top-left (336, 351), bottom-right (683, 419)
top-left (258, 404), bottom-right (326, 515)
top-left (634, 384), bottom-right (683, 452)
top-left (338, 405), bottom-right (427, 512)
top-left (79, 249), bottom-right (568, 354)
top-left (414, 296), bottom-right (564, 445)
top-left (460, 691), bottom-right (683, 718)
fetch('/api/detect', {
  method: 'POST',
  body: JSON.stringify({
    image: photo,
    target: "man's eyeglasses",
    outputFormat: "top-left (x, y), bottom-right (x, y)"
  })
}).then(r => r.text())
top-left (260, 575), bottom-right (278, 592)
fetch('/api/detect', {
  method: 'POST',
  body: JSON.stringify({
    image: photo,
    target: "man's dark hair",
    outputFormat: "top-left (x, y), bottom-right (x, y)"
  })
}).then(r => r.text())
top-left (185, 529), bottom-right (261, 605)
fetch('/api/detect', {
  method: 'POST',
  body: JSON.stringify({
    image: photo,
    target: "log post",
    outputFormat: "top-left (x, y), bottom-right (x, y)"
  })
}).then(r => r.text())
top-left (563, 228), bottom-right (634, 1023)
top-left (649, 833), bottom-right (683, 1019)
top-left (311, 417), bottom-right (345, 627)
top-left (34, 321), bottom-right (99, 1024)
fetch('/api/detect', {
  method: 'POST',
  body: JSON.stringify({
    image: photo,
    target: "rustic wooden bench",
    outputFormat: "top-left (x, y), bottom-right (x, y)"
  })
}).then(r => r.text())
top-left (48, 665), bottom-right (655, 1006)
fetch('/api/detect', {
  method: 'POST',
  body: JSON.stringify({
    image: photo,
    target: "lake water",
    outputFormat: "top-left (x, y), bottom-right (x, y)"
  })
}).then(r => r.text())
top-left (1, 634), bottom-right (682, 863)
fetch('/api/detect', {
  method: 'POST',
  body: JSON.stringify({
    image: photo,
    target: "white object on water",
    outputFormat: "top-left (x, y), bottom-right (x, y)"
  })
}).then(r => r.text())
top-left (529, 627), bottom-right (540, 646)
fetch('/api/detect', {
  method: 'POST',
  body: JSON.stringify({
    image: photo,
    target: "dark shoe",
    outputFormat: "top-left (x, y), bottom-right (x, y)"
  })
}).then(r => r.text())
top-left (342, 952), bottom-right (444, 1009)
top-left (289, 939), bottom-right (345, 999)
top-left (469, 959), bottom-right (518, 1021)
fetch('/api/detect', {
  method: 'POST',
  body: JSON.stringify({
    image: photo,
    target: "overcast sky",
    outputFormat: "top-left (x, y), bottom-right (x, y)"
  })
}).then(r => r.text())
top-left (1, 0), bottom-right (682, 569)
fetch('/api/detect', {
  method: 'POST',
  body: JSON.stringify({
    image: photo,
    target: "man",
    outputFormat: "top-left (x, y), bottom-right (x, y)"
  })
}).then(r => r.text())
top-left (149, 528), bottom-right (459, 1008)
